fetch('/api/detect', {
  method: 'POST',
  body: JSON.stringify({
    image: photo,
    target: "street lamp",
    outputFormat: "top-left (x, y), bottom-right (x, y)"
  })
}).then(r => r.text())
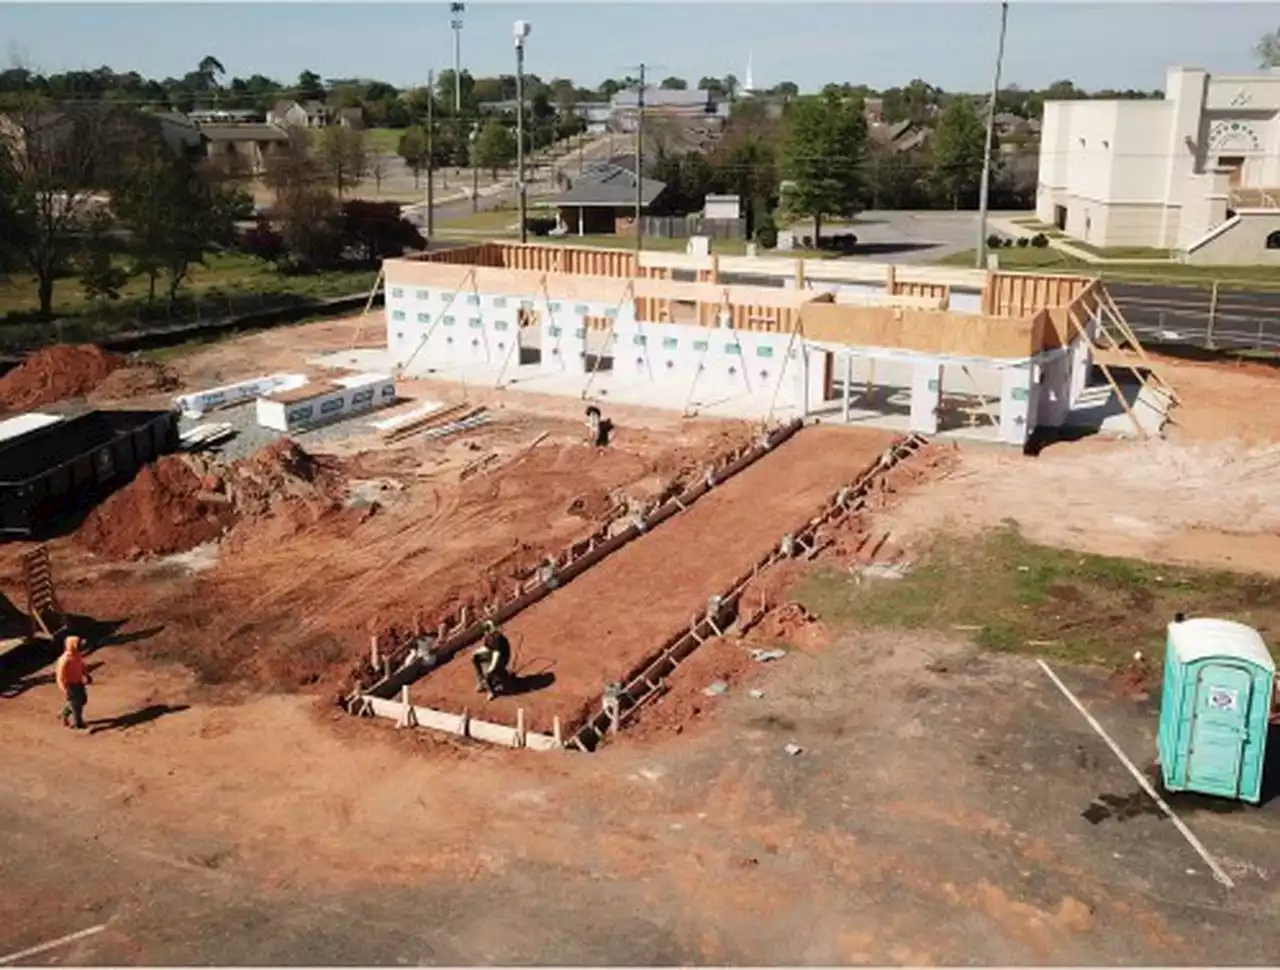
top-left (450, 2), bottom-right (466, 117)
top-left (514, 19), bottom-right (532, 245)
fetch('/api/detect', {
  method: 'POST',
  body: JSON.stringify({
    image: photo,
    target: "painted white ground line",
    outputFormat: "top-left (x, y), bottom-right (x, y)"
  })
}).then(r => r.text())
top-left (0, 924), bottom-right (108, 965)
top-left (1036, 658), bottom-right (1235, 890)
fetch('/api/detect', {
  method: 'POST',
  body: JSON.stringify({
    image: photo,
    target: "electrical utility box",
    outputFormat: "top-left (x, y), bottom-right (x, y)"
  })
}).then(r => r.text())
top-left (1158, 617), bottom-right (1275, 804)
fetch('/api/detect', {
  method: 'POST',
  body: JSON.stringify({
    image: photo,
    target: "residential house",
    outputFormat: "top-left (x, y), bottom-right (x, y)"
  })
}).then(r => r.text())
top-left (545, 160), bottom-right (669, 235)
top-left (1036, 65), bottom-right (1280, 263)
top-left (266, 99), bottom-right (333, 129)
top-left (863, 97), bottom-right (885, 124)
top-left (188, 108), bottom-right (263, 125)
top-left (201, 122), bottom-right (293, 176)
top-left (868, 119), bottom-right (931, 154)
top-left (337, 107), bottom-right (365, 131)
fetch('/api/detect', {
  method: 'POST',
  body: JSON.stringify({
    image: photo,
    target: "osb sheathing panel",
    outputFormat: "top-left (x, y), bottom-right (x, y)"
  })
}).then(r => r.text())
top-left (799, 301), bottom-right (1043, 359)
top-left (383, 260), bottom-right (811, 311)
top-left (987, 272), bottom-right (1091, 318)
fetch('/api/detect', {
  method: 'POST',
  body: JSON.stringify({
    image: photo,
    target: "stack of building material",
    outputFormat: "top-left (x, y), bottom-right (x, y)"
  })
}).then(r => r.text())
top-left (256, 372), bottom-right (397, 433)
top-left (174, 373), bottom-right (307, 419)
top-left (178, 423), bottom-right (237, 452)
top-left (380, 402), bottom-right (487, 444)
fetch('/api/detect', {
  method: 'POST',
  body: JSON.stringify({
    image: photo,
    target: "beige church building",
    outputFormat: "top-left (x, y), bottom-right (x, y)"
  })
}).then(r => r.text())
top-left (1035, 66), bottom-right (1280, 264)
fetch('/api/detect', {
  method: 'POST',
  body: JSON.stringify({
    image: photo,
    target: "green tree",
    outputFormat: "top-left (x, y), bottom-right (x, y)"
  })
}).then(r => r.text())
top-left (398, 126), bottom-right (429, 187)
top-left (0, 102), bottom-right (119, 319)
top-left (196, 55), bottom-right (225, 91)
top-left (932, 97), bottom-right (988, 209)
top-left (319, 124), bottom-right (367, 198)
top-left (780, 93), bottom-right (868, 239)
top-left (112, 127), bottom-right (244, 304)
top-left (471, 118), bottom-right (515, 178)
top-left (75, 212), bottom-right (129, 305)
top-left (296, 69), bottom-right (325, 102)
top-left (659, 76), bottom-right (688, 90)
top-left (1258, 27), bottom-right (1280, 67)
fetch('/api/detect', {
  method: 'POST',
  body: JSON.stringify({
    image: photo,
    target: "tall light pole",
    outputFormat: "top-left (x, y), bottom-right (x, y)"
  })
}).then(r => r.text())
top-left (426, 68), bottom-right (435, 240)
top-left (450, 2), bottom-right (465, 116)
top-left (515, 20), bottom-right (531, 245)
top-left (634, 63), bottom-right (646, 254)
top-left (975, 0), bottom-right (1010, 269)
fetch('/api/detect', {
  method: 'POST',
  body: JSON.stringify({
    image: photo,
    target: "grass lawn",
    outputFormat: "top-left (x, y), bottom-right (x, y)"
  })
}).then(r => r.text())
top-left (435, 208), bottom-right (525, 233)
top-left (0, 253), bottom-right (376, 353)
top-left (1067, 241), bottom-right (1174, 260)
top-left (794, 525), bottom-right (1280, 668)
top-left (937, 246), bottom-right (1280, 290)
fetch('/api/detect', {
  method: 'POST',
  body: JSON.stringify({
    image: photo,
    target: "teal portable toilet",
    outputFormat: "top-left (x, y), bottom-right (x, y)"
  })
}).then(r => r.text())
top-left (1158, 616), bottom-right (1275, 804)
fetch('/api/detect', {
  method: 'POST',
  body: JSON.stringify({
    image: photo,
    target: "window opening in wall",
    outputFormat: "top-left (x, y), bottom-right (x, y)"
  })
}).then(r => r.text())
top-left (1266, 230), bottom-right (1280, 250)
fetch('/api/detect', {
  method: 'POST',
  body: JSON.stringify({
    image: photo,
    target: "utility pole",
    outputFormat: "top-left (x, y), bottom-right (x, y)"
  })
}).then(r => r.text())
top-left (634, 62), bottom-right (646, 254)
top-left (515, 20), bottom-right (531, 244)
top-left (450, 3), bottom-right (465, 116)
top-left (426, 69), bottom-right (435, 240)
top-left (975, 0), bottom-right (1009, 270)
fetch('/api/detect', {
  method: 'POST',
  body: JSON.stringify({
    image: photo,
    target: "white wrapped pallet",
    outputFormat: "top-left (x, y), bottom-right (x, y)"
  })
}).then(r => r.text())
top-left (173, 373), bottom-right (308, 418)
top-left (255, 373), bottom-right (397, 433)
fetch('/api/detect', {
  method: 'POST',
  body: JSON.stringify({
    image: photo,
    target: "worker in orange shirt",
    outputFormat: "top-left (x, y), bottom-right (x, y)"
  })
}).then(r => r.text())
top-left (56, 635), bottom-right (93, 730)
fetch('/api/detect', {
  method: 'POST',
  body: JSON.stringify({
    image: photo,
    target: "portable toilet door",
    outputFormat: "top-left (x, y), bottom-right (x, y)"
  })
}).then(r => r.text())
top-left (1158, 617), bottom-right (1275, 804)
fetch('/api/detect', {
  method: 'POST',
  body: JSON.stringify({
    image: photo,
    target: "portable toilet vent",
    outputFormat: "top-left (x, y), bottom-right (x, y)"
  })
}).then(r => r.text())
top-left (1157, 616), bottom-right (1275, 804)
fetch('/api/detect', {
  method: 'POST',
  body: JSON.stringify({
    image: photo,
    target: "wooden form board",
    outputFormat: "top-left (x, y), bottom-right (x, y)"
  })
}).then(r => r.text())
top-left (984, 271), bottom-right (1091, 318)
top-left (799, 300), bottom-right (1046, 359)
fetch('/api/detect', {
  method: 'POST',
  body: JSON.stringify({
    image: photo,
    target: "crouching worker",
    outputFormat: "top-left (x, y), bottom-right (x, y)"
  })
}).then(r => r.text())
top-left (472, 620), bottom-right (512, 700)
top-left (56, 635), bottom-right (93, 731)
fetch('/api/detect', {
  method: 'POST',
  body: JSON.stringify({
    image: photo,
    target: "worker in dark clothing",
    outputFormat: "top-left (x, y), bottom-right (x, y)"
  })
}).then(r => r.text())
top-left (56, 635), bottom-right (93, 730)
top-left (585, 405), bottom-right (613, 448)
top-left (472, 621), bottom-right (512, 699)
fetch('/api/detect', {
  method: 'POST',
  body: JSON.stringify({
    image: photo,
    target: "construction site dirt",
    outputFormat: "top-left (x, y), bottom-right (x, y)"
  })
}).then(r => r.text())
top-left (405, 426), bottom-right (898, 735)
top-left (0, 381), bottom-right (762, 697)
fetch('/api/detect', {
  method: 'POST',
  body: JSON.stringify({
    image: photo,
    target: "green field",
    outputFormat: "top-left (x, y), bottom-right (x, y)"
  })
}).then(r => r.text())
top-left (795, 525), bottom-right (1280, 667)
top-left (0, 253), bottom-right (376, 353)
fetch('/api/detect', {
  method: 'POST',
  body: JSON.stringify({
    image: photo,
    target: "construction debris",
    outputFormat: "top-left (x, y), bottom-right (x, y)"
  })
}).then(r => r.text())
top-left (179, 423), bottom-right (237, 452)
top-left (751, 648), bottom-right (787, 663)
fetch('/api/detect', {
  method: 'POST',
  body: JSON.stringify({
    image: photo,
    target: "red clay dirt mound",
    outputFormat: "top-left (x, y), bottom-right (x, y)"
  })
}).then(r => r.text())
top-left (88, 360), bottom-right (181, 402)
top-left (77, 456), bottom-right (235, 559)
top-left (0, 344), bottom-right (126, 411)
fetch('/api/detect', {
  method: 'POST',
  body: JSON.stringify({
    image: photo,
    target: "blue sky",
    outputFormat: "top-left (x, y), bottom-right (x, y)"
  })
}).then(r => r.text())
top-left (3, 2), bottom-right (1276, 93)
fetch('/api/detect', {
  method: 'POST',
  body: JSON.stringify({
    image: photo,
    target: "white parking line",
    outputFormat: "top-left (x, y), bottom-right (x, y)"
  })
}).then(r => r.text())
top-left (0, 924), bottom-right (107, 965)
top-left (1037, 659), bottom-right (1235, 890)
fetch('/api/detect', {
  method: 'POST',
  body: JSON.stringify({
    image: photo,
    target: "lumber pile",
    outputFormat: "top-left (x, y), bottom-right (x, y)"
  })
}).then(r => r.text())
top-left (380, 402), bottom-right (490, 444)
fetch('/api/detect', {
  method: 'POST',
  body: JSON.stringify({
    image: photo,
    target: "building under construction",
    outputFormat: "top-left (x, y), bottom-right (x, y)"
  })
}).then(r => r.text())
top-left (371, 242), bottom-right (1174, 446)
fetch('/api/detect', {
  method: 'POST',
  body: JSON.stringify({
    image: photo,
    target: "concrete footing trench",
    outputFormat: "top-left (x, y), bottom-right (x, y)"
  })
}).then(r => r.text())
top-left (349, 423), bottom-right (930, 751)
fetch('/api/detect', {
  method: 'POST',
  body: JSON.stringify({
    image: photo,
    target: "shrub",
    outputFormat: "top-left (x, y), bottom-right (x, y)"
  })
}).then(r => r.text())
top-left (241, 219), bottom-right (286, 263)
top-left (755, 214), bottom-right (778, 250)
top-left (986, 233), bottom-right (1005, 250)
top-left (1031, 233), bottom-right (1049, 248)
top-left (801, 234), bottom-right (814, 249)
top-left (524, 216), bottom-right (557, 237)
top-left (1016, 236), bottom-right (1030, 247)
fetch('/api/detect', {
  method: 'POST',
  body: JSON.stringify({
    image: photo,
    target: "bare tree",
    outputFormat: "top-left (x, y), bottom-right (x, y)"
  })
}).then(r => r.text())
top-left (0, 100), bottom-right (123, 319)
top-left (319, 124), bottom-right (367, 199)
top-left (366, 154), bottom-right (388, 196)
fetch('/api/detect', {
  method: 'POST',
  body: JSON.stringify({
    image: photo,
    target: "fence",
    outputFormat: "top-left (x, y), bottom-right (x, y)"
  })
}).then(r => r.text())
top-left (1097, 275), bottom-right (1280, 358)
top-left (0, 286), bottom-right (380, 360)
top-left (639, 215), bottom-right (747, 241)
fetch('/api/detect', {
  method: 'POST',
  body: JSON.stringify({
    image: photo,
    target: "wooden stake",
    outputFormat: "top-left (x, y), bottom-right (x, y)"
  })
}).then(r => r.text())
top-left (553, 716), bottom-right (563, 747)
top-left (516, 708), bottom-right (526, 748)
top-left (370, 635), bottom-right (380, 671)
